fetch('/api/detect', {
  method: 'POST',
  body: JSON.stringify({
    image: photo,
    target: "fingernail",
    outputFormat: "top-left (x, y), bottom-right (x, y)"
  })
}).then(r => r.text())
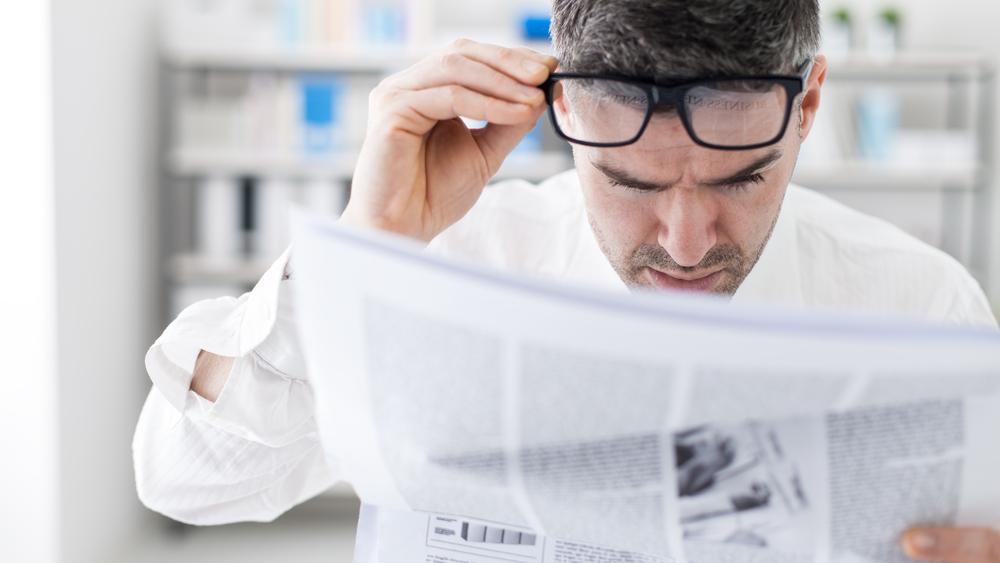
top-left (522, 59), bottom-right (547, 75)
top-left (908, 531), bottom-right (937, 551)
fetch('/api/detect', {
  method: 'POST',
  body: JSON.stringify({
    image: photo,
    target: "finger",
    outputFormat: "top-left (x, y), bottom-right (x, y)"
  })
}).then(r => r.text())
top-left (902, 527), bottom-right (1000, 562)
top-left (512, 46), bottom-right (559, 67)
top-left (451, 38), bottom-right (558, 86)
top-left (472, 105), bottom-right (546, 172)
top-left (392, 54), bottom-right (544, 106)
top-left (384, 85), bottom-right (541, 136)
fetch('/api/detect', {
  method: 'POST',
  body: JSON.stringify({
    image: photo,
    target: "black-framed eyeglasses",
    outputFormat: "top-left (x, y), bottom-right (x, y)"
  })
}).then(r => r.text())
top-left (542, 59), bottom-right (814, 151)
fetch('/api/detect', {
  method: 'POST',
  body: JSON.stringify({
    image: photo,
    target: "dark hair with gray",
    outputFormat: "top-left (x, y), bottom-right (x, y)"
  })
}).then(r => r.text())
top-left (551, 0), bottom-right (821, 79)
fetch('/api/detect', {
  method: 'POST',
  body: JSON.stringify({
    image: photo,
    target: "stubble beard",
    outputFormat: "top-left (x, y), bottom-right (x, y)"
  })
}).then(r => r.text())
top-left (587, 210), bottom-right (780, 297)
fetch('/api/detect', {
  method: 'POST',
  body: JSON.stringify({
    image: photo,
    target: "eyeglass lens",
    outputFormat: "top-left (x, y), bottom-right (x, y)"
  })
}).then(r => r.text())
top-left (684, 80), bottom-right (789, 147)
top-left (551, 78), bottom-right (652, 145)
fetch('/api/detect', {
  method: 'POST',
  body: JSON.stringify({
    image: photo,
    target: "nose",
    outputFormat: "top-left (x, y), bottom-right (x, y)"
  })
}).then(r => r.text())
top-left (654, 187), bottom-right (718, 268)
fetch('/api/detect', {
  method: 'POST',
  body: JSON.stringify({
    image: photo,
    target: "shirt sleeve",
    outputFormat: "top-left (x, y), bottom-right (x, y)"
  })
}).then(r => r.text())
top-left (132, 248), bottom-right (339, 525)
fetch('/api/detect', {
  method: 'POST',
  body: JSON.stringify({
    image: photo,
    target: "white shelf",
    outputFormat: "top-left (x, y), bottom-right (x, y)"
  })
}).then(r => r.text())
top-left (792, 160), bottom-right (981, 191)
top-left (169, 147), bottom-right (574, 182)
top-left (162, 31), bottom-right (553, 73)
top-left (166, 42), bottom-right (994, 81)
top-left (171, 148), bottom-right (358, 177)
top-left (169, 254), bottom-right (272, 285)
top-left (163, 43), bottom-right (423, 73)
top-left (826, 52), bottom-right (994, 80)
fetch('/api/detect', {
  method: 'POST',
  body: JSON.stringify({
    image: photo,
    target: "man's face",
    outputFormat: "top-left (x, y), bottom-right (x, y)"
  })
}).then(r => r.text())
top-left (556, 59), bottom-right (825, 296)
top-left (574, 122), bottom-right (797, 295)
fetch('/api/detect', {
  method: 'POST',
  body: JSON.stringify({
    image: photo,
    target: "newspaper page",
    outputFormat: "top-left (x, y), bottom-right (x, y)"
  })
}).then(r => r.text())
top-left (290, 213), bottom-right (1000, 563)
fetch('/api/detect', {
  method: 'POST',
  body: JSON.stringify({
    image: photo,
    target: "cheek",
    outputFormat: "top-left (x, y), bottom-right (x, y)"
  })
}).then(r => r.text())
top-left (716, 142), bottom-right (796, 245)
top-left (716, 183), bottom-right (786, 247)
top-left (582, 180), bottom-right (659, 245)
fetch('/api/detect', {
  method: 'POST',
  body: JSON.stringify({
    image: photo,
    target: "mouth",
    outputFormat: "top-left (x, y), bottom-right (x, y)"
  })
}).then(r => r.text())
top-left (644, 266), bottom-right (725, 293)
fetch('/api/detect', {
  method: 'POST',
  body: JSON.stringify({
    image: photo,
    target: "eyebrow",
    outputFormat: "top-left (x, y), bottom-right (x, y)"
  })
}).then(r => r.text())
top-left (591, 149), bottom-right (784, 192)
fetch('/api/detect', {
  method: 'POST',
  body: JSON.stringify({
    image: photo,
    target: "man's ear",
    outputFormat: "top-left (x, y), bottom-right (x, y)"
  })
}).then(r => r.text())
top-left (798, 54), bottom-right (827, 140)
top-left (552, 80), bottom-right (569, 119)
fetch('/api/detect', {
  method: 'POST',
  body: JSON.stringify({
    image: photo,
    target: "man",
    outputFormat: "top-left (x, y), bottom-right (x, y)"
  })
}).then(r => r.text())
top-left (133, 0), bottom-right (999, 560)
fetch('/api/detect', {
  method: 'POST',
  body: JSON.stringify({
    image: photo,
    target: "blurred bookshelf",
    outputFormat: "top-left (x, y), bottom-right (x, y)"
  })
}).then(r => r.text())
top-left (158, 0), bottom-right (563, 316)
top-left (168, 254), bottom-right (273, 286)
top-left (163, 43), bottom-right (423, 73)
top-left (825, 51), bottom-right (992, 80)
top-left (162, 41), bottom-right (986, 77)
top-left (168, 147), bottom-right (572, 182)
top-left (793, 159), bottom-right (981, 191)
top-left (794, 50), bottom-right (996, 290)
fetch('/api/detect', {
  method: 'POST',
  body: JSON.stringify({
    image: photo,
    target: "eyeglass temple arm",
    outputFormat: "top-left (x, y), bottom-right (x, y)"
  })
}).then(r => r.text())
top-left (799, 58), bottom-right (816, 84)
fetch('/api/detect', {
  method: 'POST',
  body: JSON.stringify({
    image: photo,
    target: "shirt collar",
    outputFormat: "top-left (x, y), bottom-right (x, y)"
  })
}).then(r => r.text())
top-left (732, 186), bottom-right (805, 307)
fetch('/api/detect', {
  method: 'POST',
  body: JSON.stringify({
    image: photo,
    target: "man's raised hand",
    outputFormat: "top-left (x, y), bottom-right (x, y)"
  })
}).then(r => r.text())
top-left (341, 39), bottom-right (557, 241)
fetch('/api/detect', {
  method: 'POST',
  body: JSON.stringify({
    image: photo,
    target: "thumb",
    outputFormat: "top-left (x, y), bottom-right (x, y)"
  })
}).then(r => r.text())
top-left (903, 527), bottom-right (1000, 562)
top-left (472, 106), bottom-right (547, 176)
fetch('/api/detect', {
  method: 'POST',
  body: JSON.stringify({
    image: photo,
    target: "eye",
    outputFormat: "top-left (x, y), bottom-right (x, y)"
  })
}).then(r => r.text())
top-left (723, 172), bottom-right (766, 193)
top-left (605, 177), bottom-right (660, 193)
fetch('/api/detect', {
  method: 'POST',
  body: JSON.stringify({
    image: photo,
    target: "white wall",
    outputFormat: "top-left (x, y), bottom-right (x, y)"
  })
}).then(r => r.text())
top-left (0, 2), bottom-right (60, 562)
top-left (50, 0), bottom-right (161, 561)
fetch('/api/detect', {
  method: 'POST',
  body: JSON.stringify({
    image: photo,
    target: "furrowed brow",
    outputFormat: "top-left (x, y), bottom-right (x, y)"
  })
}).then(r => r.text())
top-left (591, 149), bottom-right (783, 192)
top-left (700, 150), bottom-right (784, 188)
top-left (591, 159), bottom-right (674, 192)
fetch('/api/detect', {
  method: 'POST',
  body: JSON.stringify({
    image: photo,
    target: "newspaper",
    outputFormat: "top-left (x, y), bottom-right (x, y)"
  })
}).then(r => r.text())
top-left (290, 213), bottom-right (1000, 563)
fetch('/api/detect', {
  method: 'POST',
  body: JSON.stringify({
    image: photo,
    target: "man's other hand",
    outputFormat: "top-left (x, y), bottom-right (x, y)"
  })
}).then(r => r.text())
top-left (903, 527), bottom-right (1000, 562)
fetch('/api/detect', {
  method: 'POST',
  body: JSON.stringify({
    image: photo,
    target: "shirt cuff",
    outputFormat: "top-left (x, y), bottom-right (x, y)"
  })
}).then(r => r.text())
top-left (144, 248), bottom-right (292, 413)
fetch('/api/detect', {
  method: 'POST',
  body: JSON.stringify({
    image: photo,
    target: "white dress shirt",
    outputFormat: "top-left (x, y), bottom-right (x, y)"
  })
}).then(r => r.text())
top-left (132, 170), bottom-right (997, 525)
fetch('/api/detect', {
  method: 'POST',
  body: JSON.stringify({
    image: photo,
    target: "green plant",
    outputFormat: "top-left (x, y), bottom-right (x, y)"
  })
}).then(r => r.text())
top-left (832, 7), bottom-right (852, 25)
top-left (880, 7), bottom-right (902, 27)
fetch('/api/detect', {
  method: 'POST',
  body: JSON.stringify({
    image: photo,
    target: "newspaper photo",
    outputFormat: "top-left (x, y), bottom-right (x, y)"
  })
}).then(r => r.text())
top-left (290, 213), bottom-right (1000, 563)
